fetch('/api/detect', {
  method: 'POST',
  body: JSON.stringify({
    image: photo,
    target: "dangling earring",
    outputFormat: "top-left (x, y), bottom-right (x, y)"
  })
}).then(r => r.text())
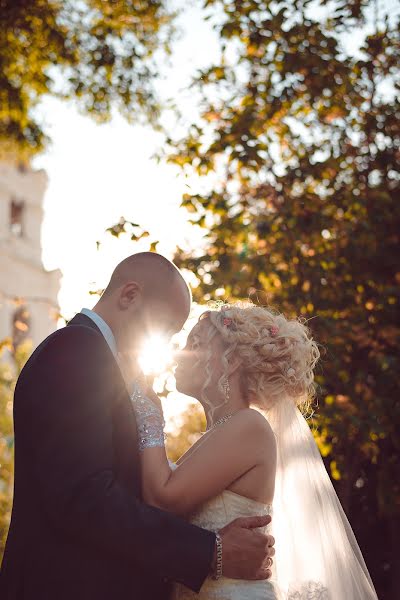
top-left (221, 375), bottom-right (230, 401)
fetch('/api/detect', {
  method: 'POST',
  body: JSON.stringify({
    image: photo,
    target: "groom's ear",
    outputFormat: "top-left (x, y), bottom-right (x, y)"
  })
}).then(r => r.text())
top-left (118, 281), bottom-right (142, 309)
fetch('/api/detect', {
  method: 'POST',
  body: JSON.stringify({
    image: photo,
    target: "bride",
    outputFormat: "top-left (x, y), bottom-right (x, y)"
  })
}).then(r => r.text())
top-left (126, 302), bottom-right (378, 599)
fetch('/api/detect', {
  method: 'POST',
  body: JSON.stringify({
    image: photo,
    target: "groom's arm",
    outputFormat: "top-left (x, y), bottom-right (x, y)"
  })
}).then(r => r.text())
top-left (21, 326), bottom-right (215, 592)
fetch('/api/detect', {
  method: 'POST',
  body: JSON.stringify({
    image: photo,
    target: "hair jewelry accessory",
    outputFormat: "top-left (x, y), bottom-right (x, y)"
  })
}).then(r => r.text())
top-left (220, 307), bottom-right (235, 329)
top-left (270, 325), bottom-right (279, 337)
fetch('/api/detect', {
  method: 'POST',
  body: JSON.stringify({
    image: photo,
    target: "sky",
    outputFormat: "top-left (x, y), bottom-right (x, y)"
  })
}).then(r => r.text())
top-left (33, 2), bottom-right (220, 322)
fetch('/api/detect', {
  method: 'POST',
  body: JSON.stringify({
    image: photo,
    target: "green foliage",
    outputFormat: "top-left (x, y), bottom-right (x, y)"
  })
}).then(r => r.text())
top-left (165, 1), bottom-right (399, 597)
top-left (0, 345), bottom-right (13, 563)
top-left (0, 0), bottom-right (175, 158)
top-left (104, 217), bottom-right (151, 243)
top-left (0, 339), bottom-right (31, 565)
top-left (166, 402), bottom-right (206, 463)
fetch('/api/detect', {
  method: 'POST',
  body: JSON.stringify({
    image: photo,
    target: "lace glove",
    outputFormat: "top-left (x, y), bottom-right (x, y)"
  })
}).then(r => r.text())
top-left (130, 381), bottom-right (166, 452)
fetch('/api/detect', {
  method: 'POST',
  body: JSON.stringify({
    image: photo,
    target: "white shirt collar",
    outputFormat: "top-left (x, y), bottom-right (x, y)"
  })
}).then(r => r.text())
top-left (80, 308), bottom-right (118, 358)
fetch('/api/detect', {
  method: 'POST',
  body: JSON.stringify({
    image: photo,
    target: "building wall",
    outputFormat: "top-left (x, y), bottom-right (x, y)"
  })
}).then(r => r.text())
top-left (0, 162), bottom-right (61, 351)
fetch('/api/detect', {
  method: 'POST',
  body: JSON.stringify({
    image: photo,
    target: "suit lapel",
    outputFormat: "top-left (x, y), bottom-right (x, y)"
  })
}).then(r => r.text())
top-left (67, 313), bottom-right (141, 494)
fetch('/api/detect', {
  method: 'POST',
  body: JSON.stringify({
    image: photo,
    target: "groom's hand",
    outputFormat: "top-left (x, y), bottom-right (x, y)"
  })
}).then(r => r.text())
top-left (217, 515), bottom-right (275, 580)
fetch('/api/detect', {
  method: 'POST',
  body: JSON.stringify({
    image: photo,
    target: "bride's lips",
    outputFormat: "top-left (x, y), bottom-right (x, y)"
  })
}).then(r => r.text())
top-left (174, 365), bottom-right (183, 379)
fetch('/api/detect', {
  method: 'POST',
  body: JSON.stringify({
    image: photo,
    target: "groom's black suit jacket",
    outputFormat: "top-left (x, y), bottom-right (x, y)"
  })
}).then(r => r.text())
top-left (0, 313), bottom-right (215, 599)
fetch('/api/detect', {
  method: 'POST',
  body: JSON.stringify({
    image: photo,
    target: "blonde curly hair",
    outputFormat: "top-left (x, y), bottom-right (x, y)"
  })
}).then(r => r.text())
top-left (198, 301), bottom-right (320, 416)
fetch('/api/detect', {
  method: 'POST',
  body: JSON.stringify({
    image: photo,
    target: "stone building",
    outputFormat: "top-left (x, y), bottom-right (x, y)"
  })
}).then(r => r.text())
top-left (0, 162), bottom-right (61, 352)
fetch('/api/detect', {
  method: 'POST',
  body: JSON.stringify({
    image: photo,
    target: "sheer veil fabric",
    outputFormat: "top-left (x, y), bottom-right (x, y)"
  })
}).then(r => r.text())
top-left (265, 396), bottom-right (378, 599)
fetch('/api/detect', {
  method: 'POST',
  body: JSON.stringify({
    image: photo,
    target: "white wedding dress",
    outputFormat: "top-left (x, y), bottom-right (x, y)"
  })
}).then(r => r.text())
top-left (171, 486), bottom-right (279, 600)
top-left (167, 394), bottom-right (378, 599)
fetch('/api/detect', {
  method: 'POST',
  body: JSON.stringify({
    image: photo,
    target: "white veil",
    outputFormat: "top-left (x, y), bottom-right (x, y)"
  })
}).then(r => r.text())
top-left (264, 395), bottom-right (378, 600)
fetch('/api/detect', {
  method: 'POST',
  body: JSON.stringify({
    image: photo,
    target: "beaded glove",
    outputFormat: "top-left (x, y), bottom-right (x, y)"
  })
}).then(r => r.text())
top-left (130, 381), bottom-right (166, 452)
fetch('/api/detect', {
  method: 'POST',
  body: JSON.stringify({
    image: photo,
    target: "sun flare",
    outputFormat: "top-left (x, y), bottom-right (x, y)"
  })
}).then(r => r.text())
top-left (139, 334), bottom-right (173, 376)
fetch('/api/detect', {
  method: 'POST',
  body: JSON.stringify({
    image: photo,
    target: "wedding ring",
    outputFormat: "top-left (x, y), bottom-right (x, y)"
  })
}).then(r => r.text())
top-left (266, 557), bottom-right (273, 568)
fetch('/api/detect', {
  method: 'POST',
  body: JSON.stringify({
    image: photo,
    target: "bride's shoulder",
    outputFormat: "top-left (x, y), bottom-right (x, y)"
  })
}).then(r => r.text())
top-left (233, 408), bottom-right (275, 444)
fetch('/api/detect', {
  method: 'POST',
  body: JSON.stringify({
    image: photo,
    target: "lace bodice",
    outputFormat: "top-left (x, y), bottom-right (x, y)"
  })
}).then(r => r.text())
top-left (172, 487), bottom-right (280, 600)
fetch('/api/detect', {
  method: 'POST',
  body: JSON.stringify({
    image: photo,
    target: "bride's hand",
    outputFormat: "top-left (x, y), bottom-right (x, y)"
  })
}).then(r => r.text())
top-left (142, 378), bottom-right (163, 413)
top-left (118, 353), bottom-right (147, 389)
top-left (118, 352), bottom-right (140, 386)
top-left (118, 353), bottom-right (163, 415)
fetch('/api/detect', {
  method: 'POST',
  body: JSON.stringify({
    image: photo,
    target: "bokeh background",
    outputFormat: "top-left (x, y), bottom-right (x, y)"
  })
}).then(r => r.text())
top-left (0, 1), bottom-right (399, 598)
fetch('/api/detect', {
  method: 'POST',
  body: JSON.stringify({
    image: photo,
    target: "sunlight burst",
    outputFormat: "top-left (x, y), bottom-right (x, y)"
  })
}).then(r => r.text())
top-left (139, 334), bottom-right (173, 376)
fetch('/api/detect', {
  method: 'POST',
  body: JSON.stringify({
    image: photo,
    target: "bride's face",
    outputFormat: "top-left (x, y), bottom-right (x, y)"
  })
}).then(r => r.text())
top-left (174, 319), bottom-right (225, 400)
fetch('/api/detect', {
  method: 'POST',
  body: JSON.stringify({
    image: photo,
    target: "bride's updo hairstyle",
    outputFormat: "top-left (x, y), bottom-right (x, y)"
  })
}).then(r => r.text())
top-left (199, 301), bottom-right (320, 413)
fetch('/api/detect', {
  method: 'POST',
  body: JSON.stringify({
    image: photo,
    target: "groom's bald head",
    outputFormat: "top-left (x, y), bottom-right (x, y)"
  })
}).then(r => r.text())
top-left (96, 253), bottom-right (191, 348)
top-left (103, 252), bottom-right (190, 301)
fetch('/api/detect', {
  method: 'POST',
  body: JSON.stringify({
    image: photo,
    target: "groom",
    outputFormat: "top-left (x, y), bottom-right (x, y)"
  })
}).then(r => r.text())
top-left (0, 252), bottom-right (275, 600)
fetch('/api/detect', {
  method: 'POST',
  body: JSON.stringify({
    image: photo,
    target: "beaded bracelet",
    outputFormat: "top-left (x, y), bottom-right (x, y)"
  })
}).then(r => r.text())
top-left (212, 531), bottom-right (223, 580)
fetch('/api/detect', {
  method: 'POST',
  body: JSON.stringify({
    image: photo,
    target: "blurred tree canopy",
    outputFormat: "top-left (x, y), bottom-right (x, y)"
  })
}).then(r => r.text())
top-left (164, 0), bottom-right (399, 597)
top-left (166, 401), bottom-right (206, 463)
top-left (0, 340), bottom-right (30, 562)
top-left (0, 0), bottom-right (174, 158)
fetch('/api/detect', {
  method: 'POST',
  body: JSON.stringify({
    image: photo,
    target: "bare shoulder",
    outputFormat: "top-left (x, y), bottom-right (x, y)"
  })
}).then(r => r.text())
top-left (229, 408), bottom-right (276, 446)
